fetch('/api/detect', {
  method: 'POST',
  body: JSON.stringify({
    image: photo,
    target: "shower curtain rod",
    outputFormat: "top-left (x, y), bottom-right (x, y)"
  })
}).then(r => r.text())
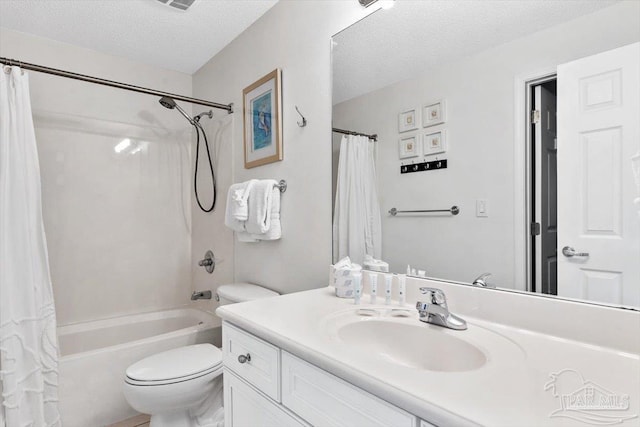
top-left (0, 57), bottom-right (233, 113)
top-left (332, 127), bottom-right (377, 141)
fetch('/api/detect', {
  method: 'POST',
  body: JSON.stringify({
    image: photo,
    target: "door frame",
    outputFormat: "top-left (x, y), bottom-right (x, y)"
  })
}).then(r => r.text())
top-left (513, 69), bottom-right (556, 293)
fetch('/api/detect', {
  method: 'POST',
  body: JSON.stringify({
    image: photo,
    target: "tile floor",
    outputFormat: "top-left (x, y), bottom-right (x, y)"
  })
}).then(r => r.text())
top-left (107, 414), bottom-right (150, 427)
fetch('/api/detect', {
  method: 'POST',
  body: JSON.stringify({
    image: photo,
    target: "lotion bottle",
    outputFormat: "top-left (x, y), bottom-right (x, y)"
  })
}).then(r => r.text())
top-left (353, 271), bottom-right (362, 305)
top-left (369, 271), bottom-right (378, 304)
top-left (384, 274), bottom-right (393, 305)
top-left (398, 274), bottom-right (406, 306)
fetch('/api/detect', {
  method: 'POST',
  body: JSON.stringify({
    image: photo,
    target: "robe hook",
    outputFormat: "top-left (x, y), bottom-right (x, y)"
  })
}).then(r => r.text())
top-left (295, 105), bottom-right (307, 127)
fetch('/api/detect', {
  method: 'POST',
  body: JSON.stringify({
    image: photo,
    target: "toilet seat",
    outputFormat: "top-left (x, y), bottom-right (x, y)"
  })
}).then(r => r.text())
top-left (125, 364), bottom-right (223, 386)
top-left (125, 344), bottom-right (222, 386)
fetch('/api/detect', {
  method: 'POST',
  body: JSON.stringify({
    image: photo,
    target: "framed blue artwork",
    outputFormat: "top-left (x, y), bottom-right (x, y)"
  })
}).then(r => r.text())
top-left (243, 69), bottom-right (282, 168)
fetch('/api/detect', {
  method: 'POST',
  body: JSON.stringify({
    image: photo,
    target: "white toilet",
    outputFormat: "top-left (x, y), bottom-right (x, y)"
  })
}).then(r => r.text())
top-left (123, 283), bottom-right (279, 427)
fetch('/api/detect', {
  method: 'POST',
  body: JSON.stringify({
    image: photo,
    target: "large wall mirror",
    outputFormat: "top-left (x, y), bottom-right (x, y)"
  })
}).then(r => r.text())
top-left (331, 0), bottom-right (640, 309)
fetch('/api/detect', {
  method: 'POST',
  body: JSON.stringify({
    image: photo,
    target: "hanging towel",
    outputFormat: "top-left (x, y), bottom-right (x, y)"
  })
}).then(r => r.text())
top-left (224, 180), bottom-right (256, 232)
top-left (245, 179), bottom-right (278, 235)
top-left (254, 185), bottom-right (281, 241)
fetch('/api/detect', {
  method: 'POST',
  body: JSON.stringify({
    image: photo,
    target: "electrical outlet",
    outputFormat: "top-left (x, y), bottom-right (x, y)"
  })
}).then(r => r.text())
top-left (476, 199), bottom-right (488, 217)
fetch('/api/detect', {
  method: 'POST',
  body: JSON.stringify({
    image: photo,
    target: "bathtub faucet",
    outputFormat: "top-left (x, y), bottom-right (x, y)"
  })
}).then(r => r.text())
top-left (191, 290), bottom-right (212, 300)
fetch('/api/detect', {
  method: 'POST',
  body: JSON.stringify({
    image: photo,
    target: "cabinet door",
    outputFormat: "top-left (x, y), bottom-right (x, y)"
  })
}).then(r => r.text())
top-left (282, 352), bottom-right (418, 427)
top-left (224, 369), bottom-right (306, 427)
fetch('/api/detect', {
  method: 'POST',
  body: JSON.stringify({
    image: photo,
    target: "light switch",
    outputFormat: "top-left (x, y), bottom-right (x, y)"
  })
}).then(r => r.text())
top-left (476, 199), bottom-right (488, 217)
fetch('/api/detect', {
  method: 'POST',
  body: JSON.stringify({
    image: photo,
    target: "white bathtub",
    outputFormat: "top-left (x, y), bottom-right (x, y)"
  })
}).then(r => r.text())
top-left (57, 307), bottom-right (220, 427)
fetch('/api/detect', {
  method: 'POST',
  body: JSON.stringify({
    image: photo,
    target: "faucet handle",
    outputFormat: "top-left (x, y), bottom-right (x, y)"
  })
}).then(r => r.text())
top-left (473, 272), bottom-right (493, 287)
top-left (419, 287), bottom-right (447, 306)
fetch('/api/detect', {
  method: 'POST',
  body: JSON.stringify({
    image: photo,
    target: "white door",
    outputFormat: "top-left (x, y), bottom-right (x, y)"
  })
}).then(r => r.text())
top-left (557, 42), bottom-right (640, 306)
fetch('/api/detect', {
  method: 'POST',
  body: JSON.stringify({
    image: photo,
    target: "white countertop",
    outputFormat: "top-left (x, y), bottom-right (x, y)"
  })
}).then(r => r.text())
top-left (217, 287), bottom-right (640, 426)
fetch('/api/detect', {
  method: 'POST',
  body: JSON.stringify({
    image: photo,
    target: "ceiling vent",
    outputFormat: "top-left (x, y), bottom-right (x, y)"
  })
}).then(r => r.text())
top-left (156, 0), bottom-right (198, 11)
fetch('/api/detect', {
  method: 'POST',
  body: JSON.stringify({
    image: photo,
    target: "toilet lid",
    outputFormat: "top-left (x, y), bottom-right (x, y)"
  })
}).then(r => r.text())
top-left (217, 283), bottom-right (279, 303)
top-left (125, 344), bottom-right (222, 383)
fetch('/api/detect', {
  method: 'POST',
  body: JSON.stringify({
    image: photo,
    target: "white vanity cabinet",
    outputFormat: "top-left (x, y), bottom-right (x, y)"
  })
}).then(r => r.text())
top-left (222, 321), bottom-right (422, 427)
top-left (222, 322), bottom-right (306, 427)
top-left (224, 370), bottom-right (306, 427)
top-left (281, 351), bottom-right (419, 427)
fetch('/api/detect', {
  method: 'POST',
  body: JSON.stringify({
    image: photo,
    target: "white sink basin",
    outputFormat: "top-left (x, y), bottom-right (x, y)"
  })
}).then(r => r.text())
top-left (337, 319), bottom-right (487, 371)
top-left (321, 307), bottom-right (524, 373)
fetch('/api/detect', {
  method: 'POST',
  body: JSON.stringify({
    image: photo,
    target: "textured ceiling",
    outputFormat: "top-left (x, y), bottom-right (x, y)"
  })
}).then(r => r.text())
top-left (333, 0), bottom-right (619, 104)
top-left (0, 0), bottom-right (278, 74)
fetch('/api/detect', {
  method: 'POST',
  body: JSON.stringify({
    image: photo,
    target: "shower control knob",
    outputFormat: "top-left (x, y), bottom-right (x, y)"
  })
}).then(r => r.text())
top-left (238, 353), bottom-right (251, 364)
top-left (198, 250), bottom-right (215, 274)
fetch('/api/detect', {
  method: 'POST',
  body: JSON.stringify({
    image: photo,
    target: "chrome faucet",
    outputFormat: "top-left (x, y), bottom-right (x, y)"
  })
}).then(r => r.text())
top-left (191, 290), bottom-right (212, 300)
top-left (416, 287), bottom-right (467, 330)
top-left (472, 273), bottom-right (493, 288)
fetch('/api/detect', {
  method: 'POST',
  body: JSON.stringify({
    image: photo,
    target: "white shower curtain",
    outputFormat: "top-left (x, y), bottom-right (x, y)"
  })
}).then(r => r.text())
top-left (333, 134), bottom-right (381, 265)
top-left (0, 66), bottom-right (61, 426)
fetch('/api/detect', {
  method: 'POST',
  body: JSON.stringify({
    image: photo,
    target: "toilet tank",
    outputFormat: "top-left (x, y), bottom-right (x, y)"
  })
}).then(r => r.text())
top-left (216, 283), bottom-right (279, 306)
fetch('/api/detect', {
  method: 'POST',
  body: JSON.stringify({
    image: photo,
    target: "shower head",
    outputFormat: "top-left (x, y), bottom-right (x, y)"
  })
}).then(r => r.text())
top-left (158, 96), bottom-right (195, 125)
top-left (159, 96), bottom-right (176, 109)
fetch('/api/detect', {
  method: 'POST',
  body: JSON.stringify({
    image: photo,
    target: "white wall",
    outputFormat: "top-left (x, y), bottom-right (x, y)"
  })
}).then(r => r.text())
top-left (0, 29), bottom-right (194, 326)
top-left (191, 1), bottom-right (373, 305)
top-left (333, 1), bottom-right (640, 289)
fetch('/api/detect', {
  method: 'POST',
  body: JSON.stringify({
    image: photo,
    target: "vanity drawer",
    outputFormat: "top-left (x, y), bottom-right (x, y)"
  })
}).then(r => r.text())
top-left (282, 351), bottom-right (418, 427)
top-left (222, 322), bottom-right (280, 401)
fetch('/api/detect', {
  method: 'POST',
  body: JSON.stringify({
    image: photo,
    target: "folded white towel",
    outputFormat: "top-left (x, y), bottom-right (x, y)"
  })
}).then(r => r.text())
top-left (224, 180), bottom-right (256, 232)
top-left (255, 186), bottom-right (281, 241)
top-left (245, 179), bottom-right (278, 235)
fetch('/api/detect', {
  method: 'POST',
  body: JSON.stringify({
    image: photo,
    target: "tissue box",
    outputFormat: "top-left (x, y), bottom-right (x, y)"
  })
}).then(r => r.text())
top-left (330, 264), bottom-right (361, 298)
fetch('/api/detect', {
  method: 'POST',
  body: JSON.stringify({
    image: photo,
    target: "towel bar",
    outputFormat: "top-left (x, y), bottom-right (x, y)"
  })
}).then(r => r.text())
top-left (389, 206), bottom-right (459, 216)
top-left (276, 180), bottom-right (287, 193)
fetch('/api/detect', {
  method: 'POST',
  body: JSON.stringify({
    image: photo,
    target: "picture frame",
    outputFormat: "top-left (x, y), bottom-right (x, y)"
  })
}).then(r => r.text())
top-left (398, 107), bottom-right (419, 133)
top-left (243, 69), bottom-right (282, 169)
top-left (423, 130), bottom-right (446, 156)
top-left (422, 99), bottom-right (446, 127)
top-left (398, 135), bottom-right (420, 159)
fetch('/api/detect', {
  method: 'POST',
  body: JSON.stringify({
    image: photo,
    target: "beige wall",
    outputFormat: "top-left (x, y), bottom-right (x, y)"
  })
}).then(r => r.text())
top-left (191, 1), bottom-right (373, 311)
top-left (1, 28), bottom-right (194, 326)
top-left (1, 1), bottom-right (373, 325)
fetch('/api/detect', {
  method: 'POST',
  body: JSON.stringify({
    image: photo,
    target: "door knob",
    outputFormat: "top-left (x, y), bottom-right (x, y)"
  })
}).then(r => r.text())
top-left (562, 246), bottom-right (589, 258)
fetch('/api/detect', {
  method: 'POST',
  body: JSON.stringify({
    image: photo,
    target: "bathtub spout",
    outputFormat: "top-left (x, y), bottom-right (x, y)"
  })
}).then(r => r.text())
top-left (191, 290), bottom-right (212, 300)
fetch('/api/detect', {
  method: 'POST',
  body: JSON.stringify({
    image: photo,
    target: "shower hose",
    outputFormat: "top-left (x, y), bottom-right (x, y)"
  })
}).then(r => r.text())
top-left (193, 121), bottom-right (216, 213)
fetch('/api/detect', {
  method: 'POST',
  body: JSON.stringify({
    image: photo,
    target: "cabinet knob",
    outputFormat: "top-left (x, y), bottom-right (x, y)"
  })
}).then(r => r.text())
top-left (238, 353), bottom-right (251, 364)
